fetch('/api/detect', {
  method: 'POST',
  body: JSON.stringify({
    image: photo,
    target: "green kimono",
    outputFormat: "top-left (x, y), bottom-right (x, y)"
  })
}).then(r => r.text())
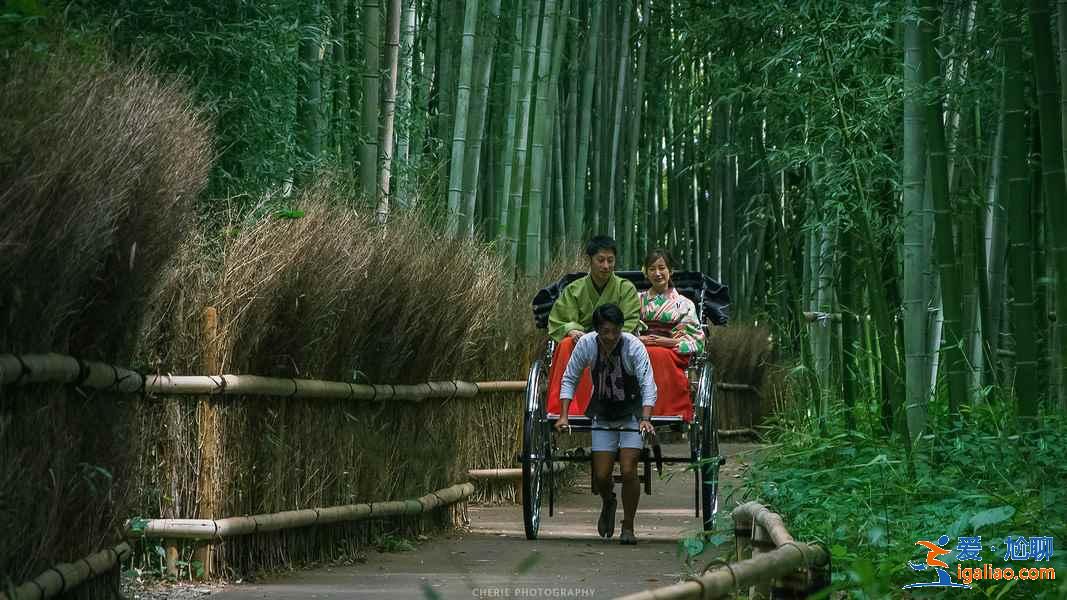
top-left (548, 274), bottom-right (642, 342)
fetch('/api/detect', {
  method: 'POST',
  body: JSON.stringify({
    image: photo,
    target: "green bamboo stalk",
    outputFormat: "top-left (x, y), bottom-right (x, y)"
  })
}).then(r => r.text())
top-left (445, 0), bottom-right (481, 235)
top-left (573, 0), bottom-right (602, 243)
top-left (460, 0), bottom-right (502, 238)
top-left (507, 0), bottom-right (542, 266)
top-left (1004, 0), bottom-right (1038, 416)
top-left (902, 0), bottom-right (929, 438)
top-left (378, 0), bottom-right (402, 220)
top-left (524, 0), bottom-right (560, 274)
top-left (819, 34), bottom-right (906, 440)
top-left (331, 0), bottom-right (352, 165)
top-left (363, 0), bottom-right (381, 213)
top-left (607, 0), bottom-right (632, 249)
top-left (496, 3), bottom-right (525, 248)
top-left (411, 0), bottom-right (435, 198)
top-left (553, 108), bottom-right (566, 255)
top-left (298, 0), bottom-right (324, 168)
top-left (921, 0), bottom-right (967, 420)
top-left (564, 15), bottom-right (578, 246)
top-left (1029, 0), bottom-right (1067, 408)
top-left (395, 0), bottom-right (417, 195)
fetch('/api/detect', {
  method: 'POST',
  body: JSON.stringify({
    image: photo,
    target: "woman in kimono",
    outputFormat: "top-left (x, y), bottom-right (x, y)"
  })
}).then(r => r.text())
top-left (638, 249), bottom-right (704, 421)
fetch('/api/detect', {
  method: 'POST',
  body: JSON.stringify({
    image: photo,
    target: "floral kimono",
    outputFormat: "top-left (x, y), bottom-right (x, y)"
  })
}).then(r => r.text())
top-left (638, 287), bottom-right (705, 355)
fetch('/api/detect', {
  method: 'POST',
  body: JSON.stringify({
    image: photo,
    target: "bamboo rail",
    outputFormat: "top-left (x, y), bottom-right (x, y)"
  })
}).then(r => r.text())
top-left (125, 483), bottom-right (475, 540)
top-left (0, 353), bottom-right (525, 399)
top-left (0, 542), bottom-right (131, 600)
top-left (467, 462), bottom-right (567, 479)
top-left (614, 502), bottom-right (828, 600)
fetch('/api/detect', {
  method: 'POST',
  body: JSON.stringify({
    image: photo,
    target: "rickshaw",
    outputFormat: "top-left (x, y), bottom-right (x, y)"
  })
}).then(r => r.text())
top-left (519, 271), bottom-right (730, 540)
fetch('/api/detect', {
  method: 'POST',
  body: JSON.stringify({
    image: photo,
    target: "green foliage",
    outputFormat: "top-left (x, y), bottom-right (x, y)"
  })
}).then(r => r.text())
top-left (376, 532), bottom-right (417, 553)
top-left (68, 0), bottom-right (306, 200)
top-left (742, 409), bottom-right (1067, 598)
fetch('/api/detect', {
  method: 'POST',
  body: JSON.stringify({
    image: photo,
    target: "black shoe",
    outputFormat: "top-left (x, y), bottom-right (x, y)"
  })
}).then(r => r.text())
top-left (597, 493), bottom-right (617, 538)
top-left (620, 529), bottom-right (637, 545)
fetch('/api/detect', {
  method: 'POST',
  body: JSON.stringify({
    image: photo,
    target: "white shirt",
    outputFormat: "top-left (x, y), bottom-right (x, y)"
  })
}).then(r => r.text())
top-left (560, 332), bottom-right (657, 407)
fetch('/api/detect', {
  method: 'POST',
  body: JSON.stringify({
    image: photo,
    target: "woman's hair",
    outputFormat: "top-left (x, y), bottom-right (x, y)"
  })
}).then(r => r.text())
top-left (592, 303), bottom-right (625, 330)
top-left (643, 248), bottom-right (676, 287)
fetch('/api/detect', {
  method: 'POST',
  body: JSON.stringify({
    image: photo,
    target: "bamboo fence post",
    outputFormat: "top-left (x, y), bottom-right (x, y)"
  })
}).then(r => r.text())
top-left (165, 544), bottom-right (179, 579)
top-left (733, 503), bottom-right (752, 562)
top-left (193, 306), bottom-right (220, 579)
top-left (749, 522), bottom-right (773, 599)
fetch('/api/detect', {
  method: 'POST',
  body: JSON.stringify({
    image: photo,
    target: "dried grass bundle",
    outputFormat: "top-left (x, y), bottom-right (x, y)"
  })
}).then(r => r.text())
top-left (0, 50), bottom-right (211, 591)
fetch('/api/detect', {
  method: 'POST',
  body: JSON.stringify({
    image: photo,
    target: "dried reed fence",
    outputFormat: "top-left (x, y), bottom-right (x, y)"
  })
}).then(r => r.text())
top-left (614, 501), bottom-right (829, 599)
top-left (706, 325), bottom-right (774, 431)
top-left (0, 50), bottom-right (542, 598)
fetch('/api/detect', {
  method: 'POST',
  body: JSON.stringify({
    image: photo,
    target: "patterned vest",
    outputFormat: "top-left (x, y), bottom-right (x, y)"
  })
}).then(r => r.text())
top-left (586, 338), bottom-right (641, 421)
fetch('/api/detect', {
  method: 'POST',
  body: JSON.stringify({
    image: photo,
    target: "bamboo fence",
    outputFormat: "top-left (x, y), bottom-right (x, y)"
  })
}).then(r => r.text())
top-left (125, 483), bottom-right (475, 539)
top-left (0, 543), bottom-right (131, 600)
top-left (0, 353), bottom-right (525, 399)
top-left (614, 501), bottom-right (828, 600)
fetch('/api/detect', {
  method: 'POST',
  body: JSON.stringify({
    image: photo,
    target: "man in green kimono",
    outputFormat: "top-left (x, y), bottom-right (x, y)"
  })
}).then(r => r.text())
top-left (548, 235), bottom-right (641, 342)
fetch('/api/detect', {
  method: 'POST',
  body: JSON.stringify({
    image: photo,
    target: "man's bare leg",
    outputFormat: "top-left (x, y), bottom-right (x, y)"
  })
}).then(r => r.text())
top-left (618, 447), bottom-right (642, 534)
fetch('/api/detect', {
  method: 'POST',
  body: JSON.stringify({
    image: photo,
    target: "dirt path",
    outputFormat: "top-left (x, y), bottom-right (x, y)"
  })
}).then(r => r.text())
top-left (202, 442), bottom-right (758, 600)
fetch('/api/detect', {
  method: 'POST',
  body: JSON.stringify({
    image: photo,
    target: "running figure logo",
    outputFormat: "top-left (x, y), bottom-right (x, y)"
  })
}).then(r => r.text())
top-left (902, 535), bottom-right (972, 590)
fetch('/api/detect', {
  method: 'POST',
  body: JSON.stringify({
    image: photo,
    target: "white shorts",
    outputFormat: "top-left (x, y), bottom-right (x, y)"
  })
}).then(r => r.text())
top-left (590, 416), bottom-right (643, 453)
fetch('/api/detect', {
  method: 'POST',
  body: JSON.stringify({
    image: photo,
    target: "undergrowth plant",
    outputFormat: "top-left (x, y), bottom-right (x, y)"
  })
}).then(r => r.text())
top-left (741, 404), bottom-right (1067, 599)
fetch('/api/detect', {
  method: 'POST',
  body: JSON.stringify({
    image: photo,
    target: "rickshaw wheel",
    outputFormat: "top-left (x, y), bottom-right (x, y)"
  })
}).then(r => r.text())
top-left (522, 358), bottom-right (549, 540)
top-left (694, 361), bottom-right (720, 531)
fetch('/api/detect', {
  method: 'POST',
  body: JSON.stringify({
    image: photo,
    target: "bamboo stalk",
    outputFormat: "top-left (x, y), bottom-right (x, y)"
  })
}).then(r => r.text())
top-left (0, 542), bottom-right (131, 600)
top-left (125, 483), bottom-right (474, 540)
top-left (0, 353), bottom-right (524, 399)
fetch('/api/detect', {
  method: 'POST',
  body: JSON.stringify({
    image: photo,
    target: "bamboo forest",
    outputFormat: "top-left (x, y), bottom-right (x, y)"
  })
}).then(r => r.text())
top-left (2, 0), bottom-right (1067, 598)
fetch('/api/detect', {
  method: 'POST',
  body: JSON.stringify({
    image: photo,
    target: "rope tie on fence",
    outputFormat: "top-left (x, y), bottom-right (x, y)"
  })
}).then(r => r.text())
top-left (370, 385), bottom-right (378, 402)
top-left (448, 380), bottom-right (459, 400)
top-left (48, 566), bottom-right (67, 592)
top-left (12, 354), bottom-right (31, 384)
top-left (683, 575), bottom-right (707, 600)
top-left (389, 383), bottom-right (396, 400)
top-left (287, 377), bottom-right (298, 399)
top-left (722, 562), bottom-right (741, 597)
top-left (73, 358), bottom-right (91, 386)
top-left (79, 557), bottom-right (96, 577)
top-left (346, 383), bottom-right (356, 401)
top-left (212, 375), bottom-right (227, 394)
top-left (29, 578), bottom-right (45, 598)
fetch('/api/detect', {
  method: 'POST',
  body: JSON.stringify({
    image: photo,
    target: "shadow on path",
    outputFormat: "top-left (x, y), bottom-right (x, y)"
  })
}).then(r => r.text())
top-left (206, 442), bottom-right (759, 599)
